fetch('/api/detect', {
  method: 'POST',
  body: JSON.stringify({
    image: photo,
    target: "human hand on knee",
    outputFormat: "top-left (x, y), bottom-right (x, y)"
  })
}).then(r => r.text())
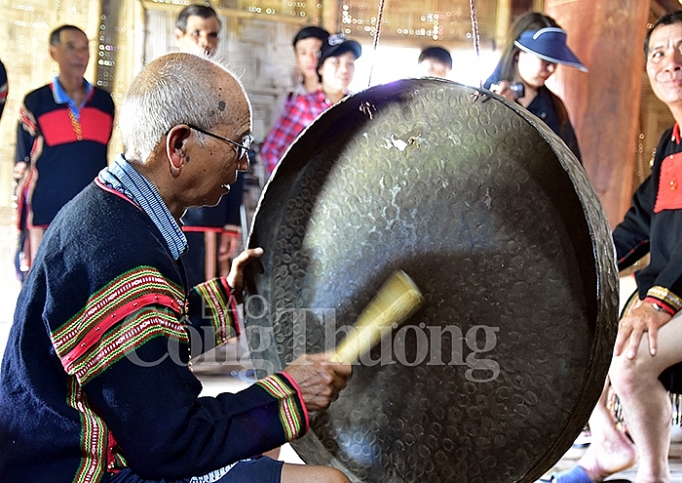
top-left (614, 301), bottom-right (671, 359)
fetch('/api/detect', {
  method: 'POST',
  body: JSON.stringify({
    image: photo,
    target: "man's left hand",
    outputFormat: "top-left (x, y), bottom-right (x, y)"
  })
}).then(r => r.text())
top-left (226, 247), bottom-right (263, 303)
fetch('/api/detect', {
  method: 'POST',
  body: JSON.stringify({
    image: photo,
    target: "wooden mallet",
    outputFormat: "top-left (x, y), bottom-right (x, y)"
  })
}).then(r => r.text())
top-left (331, 270), bottom-right (424, 364)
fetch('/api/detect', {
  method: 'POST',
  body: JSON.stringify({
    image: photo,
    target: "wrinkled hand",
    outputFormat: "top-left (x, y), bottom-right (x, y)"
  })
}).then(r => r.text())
top-left (283, 352), bottom-right (352, 412)
top-left (226, 247), bottom-right (263, 303)
top-left (614, 301), bottom-right (672, 359)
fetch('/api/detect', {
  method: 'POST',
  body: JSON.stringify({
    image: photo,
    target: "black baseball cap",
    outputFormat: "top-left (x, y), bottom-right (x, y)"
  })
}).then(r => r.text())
top-left (317, 32), bottom-right (362, 67)
top-left (293, 26), bottom-right (330, 48)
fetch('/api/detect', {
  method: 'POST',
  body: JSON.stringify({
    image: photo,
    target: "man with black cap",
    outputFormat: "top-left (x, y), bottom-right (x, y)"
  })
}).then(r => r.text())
top-left (261, 32), bottom-right (361, 175)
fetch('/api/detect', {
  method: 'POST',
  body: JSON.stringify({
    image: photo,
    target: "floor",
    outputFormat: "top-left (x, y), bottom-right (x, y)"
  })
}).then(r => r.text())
top-left (2, 210), bottom-right (682, 481)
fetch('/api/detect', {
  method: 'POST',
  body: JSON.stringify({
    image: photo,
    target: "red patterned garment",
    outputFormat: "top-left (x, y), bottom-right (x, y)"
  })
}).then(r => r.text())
top-left (260, 90), bottom-right (332, 176)
top-left (15, 80), bottom-right (114, 228)
top-left (613, 122), bottom-right (682, 315)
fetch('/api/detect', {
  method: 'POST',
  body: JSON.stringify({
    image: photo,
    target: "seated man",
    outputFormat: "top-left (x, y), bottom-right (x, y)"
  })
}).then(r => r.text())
top-left (542, 10), bottom-right (682, 483)
top-left (0, 52), bottom-right (351, 483)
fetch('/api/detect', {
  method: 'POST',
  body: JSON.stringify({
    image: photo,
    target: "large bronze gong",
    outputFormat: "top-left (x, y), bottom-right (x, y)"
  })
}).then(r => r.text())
top-left (244, 78), bottom-right (619, 483)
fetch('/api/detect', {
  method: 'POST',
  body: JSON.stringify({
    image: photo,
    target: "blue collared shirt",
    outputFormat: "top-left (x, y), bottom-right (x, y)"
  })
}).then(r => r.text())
top-left (52, 76), bottom-right (93, 121)
top-left (98, 154), bottom-right (187, 260)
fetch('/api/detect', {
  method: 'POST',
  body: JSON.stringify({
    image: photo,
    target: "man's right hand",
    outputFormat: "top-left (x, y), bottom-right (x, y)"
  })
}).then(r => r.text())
top-left (614, 300), bottom-right (672, 359)
top-left (283, 352), bottom-right (352, 411)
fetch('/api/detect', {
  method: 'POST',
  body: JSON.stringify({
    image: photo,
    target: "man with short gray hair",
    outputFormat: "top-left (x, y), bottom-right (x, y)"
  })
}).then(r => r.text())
top-left (174, 3), bottom-right (244, 289)
top-left (0, 52), bottom-right (351, 483)
top-left (13, 24), bottom-right (115, 277)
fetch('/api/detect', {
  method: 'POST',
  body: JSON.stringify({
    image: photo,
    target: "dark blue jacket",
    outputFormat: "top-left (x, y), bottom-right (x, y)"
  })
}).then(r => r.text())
top-left (0, 181), bottom-right (308, 482)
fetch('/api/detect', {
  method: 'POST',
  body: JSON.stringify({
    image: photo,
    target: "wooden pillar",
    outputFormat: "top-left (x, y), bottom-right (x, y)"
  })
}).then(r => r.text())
top-left (544, 0), bottom-right (650, 228)
top-left (495, 0), bottom-right (512, 49)
top-left (321, 0), bottom-right (341, 32)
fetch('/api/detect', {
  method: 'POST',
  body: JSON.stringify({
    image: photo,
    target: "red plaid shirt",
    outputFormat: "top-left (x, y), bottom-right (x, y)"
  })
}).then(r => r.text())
top-left (261, 90), bottom-right (333, 175)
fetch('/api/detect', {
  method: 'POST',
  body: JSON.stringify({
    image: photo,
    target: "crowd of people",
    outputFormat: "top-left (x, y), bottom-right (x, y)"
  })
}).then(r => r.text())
top-left (1, 3), bottom-right (682, 483)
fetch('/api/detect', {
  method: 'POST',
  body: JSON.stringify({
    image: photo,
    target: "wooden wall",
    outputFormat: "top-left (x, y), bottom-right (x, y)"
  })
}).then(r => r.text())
top-left (0, 0), bottom-right (675, 233)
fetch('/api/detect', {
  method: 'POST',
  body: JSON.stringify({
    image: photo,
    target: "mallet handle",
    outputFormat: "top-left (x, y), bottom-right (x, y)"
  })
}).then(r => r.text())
top-left (331, 270), bottom-right (423, 364)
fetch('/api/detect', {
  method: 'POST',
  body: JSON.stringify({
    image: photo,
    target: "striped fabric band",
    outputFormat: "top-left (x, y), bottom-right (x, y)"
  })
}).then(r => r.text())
top-left (67, 309), bottom-right (188, 385)
top-left (66, 377), bottom-right (107, 483)
top-left (256, 374), bottom-right (308, 441)
top-left (646, 286), bottom-right (682, 314)
top-left (51, 267), bottom-right (187, 384)
top-left (192, 278), bottom-right (241, 346)
top-left (189, 461), bottom-right (238, 483)
top-left (98, 155), bottom-right (187, 260)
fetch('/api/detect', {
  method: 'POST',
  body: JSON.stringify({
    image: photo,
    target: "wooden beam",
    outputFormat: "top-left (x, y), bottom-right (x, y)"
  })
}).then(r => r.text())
top-left (139, 0), bottom-right (310, 25)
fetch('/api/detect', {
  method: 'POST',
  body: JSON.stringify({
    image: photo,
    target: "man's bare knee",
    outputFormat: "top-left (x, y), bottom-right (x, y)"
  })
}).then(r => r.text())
top-left (281, 464), bottom-right (351, 483)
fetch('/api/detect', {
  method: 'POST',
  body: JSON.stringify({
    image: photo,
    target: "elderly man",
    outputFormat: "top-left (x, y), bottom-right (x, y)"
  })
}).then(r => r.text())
top-left (0, 53), bottom-right (351, 483)
top-left (174, 4), bottom-right (244, 288)
top-left (174, 3), bottom-right (221, 57)
top-left (542, 10), bottom-right (682, 483)
top-left (14, 25), bottom-right (115, 273)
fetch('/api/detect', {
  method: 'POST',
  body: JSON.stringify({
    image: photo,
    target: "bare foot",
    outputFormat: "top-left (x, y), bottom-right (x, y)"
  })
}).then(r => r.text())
top-left (578, 428), bottom-right (637, 481)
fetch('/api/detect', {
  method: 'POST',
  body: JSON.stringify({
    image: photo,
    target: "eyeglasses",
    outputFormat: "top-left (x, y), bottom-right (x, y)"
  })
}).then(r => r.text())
top-left (186, 123), bottom-right (253, 161)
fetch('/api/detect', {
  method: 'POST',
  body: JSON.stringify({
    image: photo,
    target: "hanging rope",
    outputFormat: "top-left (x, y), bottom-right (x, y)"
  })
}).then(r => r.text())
top-left (367, 0), bottom-right (387, 87)
top-left (468, 0), bottom-right (482, 88)
top-left (366, 0), bottom-right (480, 87)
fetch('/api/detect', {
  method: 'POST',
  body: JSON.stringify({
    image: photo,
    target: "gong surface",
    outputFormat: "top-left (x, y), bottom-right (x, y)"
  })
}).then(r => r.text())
top-left (244, 78), bottom-right (619, 483)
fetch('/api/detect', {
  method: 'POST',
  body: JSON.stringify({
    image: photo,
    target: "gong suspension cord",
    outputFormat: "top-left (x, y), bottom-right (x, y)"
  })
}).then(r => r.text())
top-left (367, 0), bottom-right (480, 87)
top-left (469, 0), bottom-right (482, 88)
top-left (367, 0), bottom-right (387, 87)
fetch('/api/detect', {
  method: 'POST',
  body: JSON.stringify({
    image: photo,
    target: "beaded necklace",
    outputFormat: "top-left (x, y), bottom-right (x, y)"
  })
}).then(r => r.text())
top-left (67, 108), bottom-right (83, 141)
top-left (53, 77), bottom-right (89, 142)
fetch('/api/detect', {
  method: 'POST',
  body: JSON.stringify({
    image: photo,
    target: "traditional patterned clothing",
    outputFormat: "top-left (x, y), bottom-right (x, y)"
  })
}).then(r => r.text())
top-left (0, 59), bottom-right (7, 120)
top-left (0, 155), bottom-right (309, 482)
top-left (15, 78), bottom-right (114, 228)
top-left (260, 89), bottom-right (333, 175)
top-left (613, 123), bottom-right (682, 315)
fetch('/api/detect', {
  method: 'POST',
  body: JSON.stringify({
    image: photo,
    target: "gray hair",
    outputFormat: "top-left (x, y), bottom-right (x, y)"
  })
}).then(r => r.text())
top-left (119, 52), bottom-right (242, 163)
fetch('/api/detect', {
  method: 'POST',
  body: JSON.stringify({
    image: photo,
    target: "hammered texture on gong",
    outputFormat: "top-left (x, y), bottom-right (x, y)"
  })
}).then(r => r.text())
top-left (244, 79), bottom-right (619, 483)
